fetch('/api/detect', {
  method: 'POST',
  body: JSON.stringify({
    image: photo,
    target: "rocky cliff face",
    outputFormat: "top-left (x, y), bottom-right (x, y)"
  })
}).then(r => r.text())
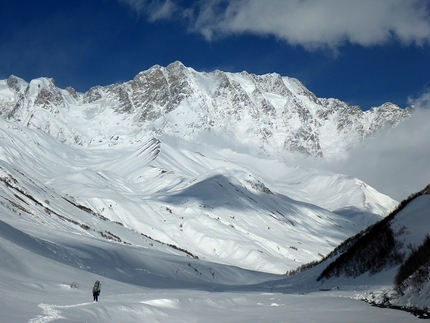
top-left (0, 61), bottom-right (412, 158)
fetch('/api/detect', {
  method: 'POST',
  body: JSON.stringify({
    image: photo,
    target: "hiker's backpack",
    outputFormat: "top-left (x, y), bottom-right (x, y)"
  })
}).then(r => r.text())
top-left (93, 280), bottom-right (101, 293)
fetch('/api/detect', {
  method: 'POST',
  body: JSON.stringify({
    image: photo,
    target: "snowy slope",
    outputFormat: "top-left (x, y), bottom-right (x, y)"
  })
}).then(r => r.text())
top-left (0, 141), bottom-right (418, 322)
top-left (0, 166), bottom-right (418, 322)
top-left (0, 117), bottom-right (393, 275)
top-left (310, 185), bottom-right (430, 314)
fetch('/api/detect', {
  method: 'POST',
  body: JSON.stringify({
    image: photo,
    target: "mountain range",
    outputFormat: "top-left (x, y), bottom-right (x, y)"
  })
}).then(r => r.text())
top-left (0, 62), bottom-right (426, 321)
top-left (1, 61), bottom-right (412, 158)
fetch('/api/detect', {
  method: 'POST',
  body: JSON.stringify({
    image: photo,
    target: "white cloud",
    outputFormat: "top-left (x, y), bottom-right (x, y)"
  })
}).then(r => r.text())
top-left (198, 0), bottom-right (430, 48)
top-left (118, 0), bottom-right (146, 12)
top-left (408, 89), bottom-right (430, 110)
top-left (306, 106), bottom-right (430, 201)
top-left (118, 0), bottom-right (179, 21)
top-left (120, 0), bottom-right (430, 50)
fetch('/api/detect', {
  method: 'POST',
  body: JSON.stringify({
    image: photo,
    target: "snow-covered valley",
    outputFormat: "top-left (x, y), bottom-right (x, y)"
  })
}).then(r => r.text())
top-left (0, 63), bottom-right (427, 322)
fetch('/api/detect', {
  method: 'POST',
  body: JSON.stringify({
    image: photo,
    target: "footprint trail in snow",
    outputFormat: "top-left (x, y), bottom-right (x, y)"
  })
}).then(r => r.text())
top-left (28, 302), bottom-right (92, 323)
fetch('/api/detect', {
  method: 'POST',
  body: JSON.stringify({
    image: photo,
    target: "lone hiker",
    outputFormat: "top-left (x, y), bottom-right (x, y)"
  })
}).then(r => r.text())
top-left (92, 280), bottom-right (101, 302)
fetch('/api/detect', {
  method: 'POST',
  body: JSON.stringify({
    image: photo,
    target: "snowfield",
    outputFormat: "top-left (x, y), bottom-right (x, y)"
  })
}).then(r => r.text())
top-left (0, 218), bottom-right (419, 323)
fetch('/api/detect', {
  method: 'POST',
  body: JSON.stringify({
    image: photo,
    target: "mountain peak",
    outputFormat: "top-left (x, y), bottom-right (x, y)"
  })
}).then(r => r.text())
top-left (6, 75), bottom-right (28, 92)
top-left (166, 60), bottom-right (187, 71)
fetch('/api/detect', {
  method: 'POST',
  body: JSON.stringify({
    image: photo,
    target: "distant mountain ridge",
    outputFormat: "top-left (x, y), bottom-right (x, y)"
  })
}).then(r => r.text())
top-left (0, 61), bottom-right (412, 158)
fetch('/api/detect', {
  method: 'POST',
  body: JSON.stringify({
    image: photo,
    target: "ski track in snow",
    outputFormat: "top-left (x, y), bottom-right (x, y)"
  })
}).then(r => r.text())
top-left (28, 302), bottom-right (92, 323)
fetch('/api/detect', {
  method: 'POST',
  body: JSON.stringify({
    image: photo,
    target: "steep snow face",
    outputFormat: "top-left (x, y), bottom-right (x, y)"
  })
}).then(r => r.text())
top-left (0, 62), bottom-right (412, 158)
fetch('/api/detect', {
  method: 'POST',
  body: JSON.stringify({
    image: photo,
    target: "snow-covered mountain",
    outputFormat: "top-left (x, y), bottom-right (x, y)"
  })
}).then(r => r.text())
top-left (0, 61), bottom-right (404, 274)
top-left (0, 62), bottom-right (422, 322)
top-left (0, 61), bottom-right (412, 158)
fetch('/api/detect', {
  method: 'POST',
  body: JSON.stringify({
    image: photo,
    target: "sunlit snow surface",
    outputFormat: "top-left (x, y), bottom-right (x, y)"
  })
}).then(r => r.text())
top-left (0, 117), bottom-right (396, 274)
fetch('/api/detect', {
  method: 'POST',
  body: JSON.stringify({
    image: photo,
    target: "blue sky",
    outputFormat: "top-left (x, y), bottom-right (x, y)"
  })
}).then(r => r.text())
top-left (1, 0), bottom-right (430, 110)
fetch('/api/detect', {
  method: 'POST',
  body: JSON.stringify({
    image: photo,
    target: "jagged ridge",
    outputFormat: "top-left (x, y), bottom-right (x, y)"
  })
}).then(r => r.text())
top-left (0, 61), bottom-right (412, 158)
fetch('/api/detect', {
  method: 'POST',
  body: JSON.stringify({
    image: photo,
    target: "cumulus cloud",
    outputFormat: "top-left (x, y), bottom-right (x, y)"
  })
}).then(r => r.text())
top-left (120, 0), bottom-right (430, 50)
top-left (203, 0), bottom-right (430, 47)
